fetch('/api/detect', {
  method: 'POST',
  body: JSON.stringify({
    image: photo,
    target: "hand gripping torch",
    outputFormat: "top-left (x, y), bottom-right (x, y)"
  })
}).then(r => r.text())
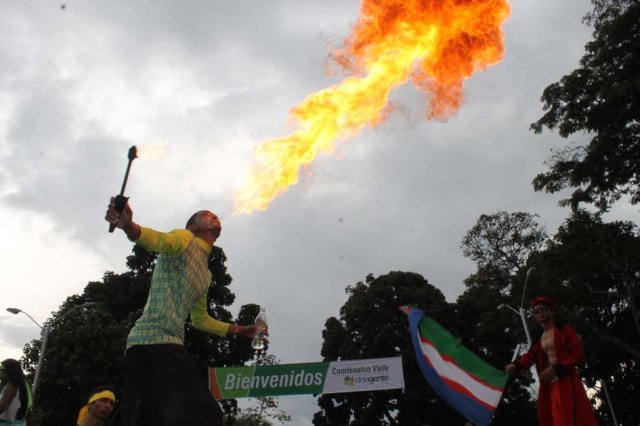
top-left (109, 146), bottom-right (138, 233)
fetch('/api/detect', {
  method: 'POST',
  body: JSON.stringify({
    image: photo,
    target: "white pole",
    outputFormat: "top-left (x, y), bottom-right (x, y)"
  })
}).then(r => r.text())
top-left (601, 380), bottom-right (619, 426)
top-left (32, 324), bottom-right (50, 397)
top-left (518, 307), bottom-right (533, 349)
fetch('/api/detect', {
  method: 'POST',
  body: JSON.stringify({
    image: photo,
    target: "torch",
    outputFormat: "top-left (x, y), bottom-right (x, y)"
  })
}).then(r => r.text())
top-left (109, 146), bottom-right (138, 233)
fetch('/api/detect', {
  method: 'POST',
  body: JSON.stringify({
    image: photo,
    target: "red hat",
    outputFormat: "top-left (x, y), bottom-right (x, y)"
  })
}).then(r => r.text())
top-left (531, 296), bottom-right (556, 310)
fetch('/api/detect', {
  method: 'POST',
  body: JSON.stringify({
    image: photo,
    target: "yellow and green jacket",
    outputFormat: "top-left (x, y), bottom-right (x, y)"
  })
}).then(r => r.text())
top-left (126, 227), bottom-right (230, 349)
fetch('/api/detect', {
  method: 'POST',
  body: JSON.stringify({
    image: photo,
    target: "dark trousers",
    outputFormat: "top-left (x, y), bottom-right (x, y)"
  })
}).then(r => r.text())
top-left (116, 344), bottom-right (223, 426)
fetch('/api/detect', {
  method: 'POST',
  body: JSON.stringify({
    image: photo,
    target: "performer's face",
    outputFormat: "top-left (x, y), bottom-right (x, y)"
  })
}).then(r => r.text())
top-left (196, 211), bottom-right (220, 230)
top-left (532, 304), bottom-right (553, 323)
top-left (90, 397), bottom-right (115, 419)
top-left (189, 210), bottom-right (222, 237)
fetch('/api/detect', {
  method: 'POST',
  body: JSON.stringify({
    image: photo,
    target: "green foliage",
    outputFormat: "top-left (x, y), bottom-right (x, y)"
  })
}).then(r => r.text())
top-left (457, 211), bottom-right (547, 357)
top-left (526, 210), bottom-right (640, 424)
top-left (457, 209), bottom-right (640, 425)
top-left (22, 299), bottom-right (131, 425)
top-left (461, 211), bottom-right (547, 277)
top-left (456, 212), bottom-right (549, 425)
top-left (530, 0), bottom-right (640, 211)
top-left (314, 271), bottom-right (465, 425)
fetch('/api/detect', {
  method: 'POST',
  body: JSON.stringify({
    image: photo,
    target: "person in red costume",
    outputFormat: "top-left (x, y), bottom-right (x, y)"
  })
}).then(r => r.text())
top-left (505, 296), bottom-right (598, 426)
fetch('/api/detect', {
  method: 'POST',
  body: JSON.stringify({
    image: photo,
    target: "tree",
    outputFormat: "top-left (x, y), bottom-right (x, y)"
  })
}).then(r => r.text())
top-left (20, 244), bottom-right (261, 425)
top-left (530, 0), bottom-right (640, 212)
top-left (20, 245), bottom-right (156, 425)
top-left (455, 212), bottom-right (548, 425)
top-left (461, 211), bottom-right (547, 278)
top-left (456, 209), bottom-right (640, 424)
top-left (525, 210), bottom-right (640, 424)
top-left (21, 297), bottom-right (131, 426)
top-left (313, 271), bottom-right (466, 425)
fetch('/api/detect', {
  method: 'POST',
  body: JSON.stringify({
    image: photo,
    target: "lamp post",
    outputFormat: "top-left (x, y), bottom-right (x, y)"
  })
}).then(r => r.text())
top-left (498, 267), bottom-right (536, 349)
top-left (6, 307), bottom-right (43, 329)
top-left (520, 267), bottom-right (536, 313)
top-left (499, 267), bottom-right (539, 390)
top-left (6, 302), bottom-right (97, 397)
top-left (498, 303), bottom-right (533, 348)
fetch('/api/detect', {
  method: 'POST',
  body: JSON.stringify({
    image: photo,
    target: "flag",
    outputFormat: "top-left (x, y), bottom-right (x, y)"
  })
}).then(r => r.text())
top-left (402, 306), bottom-right (508, 426)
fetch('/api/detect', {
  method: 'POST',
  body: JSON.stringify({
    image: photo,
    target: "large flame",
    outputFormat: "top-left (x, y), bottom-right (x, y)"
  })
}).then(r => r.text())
top-left (234, 0), bottom-right (510, 215)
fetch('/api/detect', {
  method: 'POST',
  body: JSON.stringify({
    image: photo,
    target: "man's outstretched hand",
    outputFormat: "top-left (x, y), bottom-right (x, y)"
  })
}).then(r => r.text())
top-left (228, 324), bottom-right (268, 339)
top-left (105, 197), bottom-right (140, 240)
top-left (504, 363), bottom-right (517, 374)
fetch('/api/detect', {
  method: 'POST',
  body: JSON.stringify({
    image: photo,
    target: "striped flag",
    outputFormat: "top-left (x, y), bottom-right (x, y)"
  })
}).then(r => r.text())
top-left (402, 306), bottom-right (508, 426)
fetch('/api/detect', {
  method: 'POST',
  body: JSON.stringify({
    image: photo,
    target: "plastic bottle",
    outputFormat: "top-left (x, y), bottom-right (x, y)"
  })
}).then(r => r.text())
top-left (251, 307), bottom-right (268, 351)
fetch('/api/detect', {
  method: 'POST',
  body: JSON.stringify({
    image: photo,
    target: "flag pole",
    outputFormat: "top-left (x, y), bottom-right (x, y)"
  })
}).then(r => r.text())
top-left (489, 343), bottom-right (523, 424)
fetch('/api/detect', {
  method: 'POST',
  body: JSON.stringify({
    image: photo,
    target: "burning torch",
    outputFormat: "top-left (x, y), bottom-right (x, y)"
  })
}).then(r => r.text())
top-left (109, 146), bottom-right (138, 233)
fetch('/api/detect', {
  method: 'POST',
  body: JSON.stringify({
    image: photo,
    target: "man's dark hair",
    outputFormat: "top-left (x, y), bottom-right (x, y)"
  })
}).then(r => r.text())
top-left (185, 211), bottom-right (221, 239)
top-left (186, 212), bottom-right (199, 228)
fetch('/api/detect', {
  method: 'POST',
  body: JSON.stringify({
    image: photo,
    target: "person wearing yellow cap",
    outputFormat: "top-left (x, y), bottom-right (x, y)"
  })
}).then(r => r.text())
top-left (76, 386), bottom-right (116, 426)
top-left (0, 358), bottom-right (32, 426)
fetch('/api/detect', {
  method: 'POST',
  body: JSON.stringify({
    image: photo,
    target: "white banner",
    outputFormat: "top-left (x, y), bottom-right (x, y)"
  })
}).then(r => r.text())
top-left (323, 356), bottom-right (404, 394)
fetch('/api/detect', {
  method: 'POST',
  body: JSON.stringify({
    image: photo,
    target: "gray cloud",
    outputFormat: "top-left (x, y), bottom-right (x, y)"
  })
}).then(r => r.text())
top-left (0, 317), bottom-right (42, 353)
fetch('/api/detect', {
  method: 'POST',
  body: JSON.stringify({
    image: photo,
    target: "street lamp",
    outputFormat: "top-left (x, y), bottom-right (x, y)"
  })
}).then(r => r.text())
top-left (6, 302), bottom-right (97, 397)
top-left (497, 303), bottom-right (533, 348)
top-left (498, 267), bottom-right (536, 349)
top-left (520, 267), bottom-right (536, 312)
top-left (6, 308), bottom-right (43, 329)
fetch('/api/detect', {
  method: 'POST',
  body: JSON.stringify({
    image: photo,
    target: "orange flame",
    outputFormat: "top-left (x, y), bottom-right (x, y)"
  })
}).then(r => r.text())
top-left (136, 142), bottom-right (167, 159)
top-left (234, 0), bottom-right (510, 215)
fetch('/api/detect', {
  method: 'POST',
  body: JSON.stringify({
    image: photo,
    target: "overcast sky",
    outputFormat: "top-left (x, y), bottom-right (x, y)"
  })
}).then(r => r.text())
top-left (2, 0), bottom-right (635, 423)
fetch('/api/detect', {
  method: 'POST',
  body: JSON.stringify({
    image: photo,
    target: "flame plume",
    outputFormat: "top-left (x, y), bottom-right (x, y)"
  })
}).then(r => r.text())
top-left (234, 0), bottom-right (510, 215)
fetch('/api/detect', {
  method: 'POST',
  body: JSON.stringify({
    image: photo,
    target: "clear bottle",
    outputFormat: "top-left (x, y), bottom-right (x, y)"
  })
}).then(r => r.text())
top-left (251, 307), bottom-right (268, 351)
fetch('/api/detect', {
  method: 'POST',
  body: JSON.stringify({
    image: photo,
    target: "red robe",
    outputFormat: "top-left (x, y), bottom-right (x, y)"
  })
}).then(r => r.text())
top-left (516, 323), bottom-right (598, 426)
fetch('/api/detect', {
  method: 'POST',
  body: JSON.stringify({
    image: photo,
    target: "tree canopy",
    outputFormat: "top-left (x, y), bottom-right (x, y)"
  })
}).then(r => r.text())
top-left (458, 210), bottom-right (640, 425)
top-left (530, 0), bottom-right (640, 211)
top-left (313, 271), bottom-right (467, 425)
top-left (455, 212), bottom-right (547, 425)
top-left (461, 211), bottom-right (547, 278)
top-left (526, 211), bottom-right (640, 424)
top-left (309, 204), bottom-right (640, 424)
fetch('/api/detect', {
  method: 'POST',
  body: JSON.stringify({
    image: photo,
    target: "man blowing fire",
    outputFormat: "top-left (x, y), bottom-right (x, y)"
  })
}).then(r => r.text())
top-left (106, 198), bottom-right (260, 426)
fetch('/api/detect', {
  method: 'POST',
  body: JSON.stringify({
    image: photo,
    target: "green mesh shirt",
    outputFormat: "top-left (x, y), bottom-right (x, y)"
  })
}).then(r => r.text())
top-left (126, 227), bottom-right (230, 349)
